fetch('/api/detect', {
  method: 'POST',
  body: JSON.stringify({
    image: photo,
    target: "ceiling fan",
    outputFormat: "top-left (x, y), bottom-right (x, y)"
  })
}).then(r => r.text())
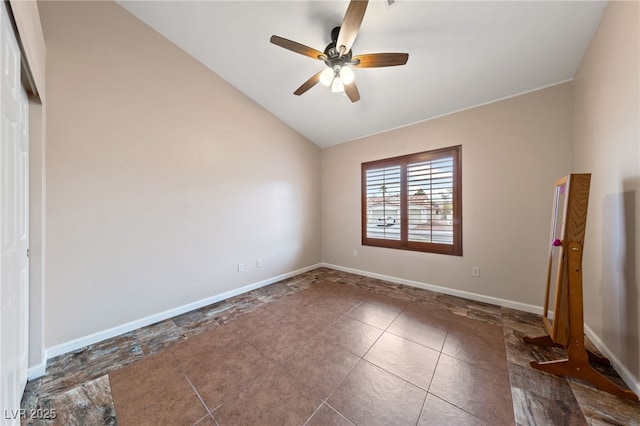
top-left (270, 0), bottom-right (409, 103)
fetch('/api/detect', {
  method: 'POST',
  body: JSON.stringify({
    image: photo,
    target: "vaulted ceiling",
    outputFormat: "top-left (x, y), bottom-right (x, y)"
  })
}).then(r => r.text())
top-left (118, 0), bottom-right (607, 147)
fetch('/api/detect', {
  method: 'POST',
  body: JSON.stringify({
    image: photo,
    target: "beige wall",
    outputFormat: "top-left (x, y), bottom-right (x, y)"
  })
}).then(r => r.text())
top-left (322, 83), bottom-right (574, 307)
top-left (573, 0), bottom-right (640, 388)
top-left (39, 1), bottom-right (320, 348)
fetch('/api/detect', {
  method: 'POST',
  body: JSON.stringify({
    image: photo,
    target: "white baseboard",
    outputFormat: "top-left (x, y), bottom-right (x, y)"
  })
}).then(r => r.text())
top-left (321, 262), bottom-right (543, 315)
top-left (33, 263), bottom-right (322, 379)
top-left (584, 324), bottom-right (640, 396)
top-left (27, 362), bottom-right (46, 380)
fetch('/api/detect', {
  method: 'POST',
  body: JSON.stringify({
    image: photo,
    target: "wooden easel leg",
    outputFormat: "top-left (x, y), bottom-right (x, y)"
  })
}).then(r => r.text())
top-left (523, 334), bottom-right (564, 349)
top-left (524, 333), bottom-right (636, 401)
top-left (523, 335), bottom-right (611, 366)
top-left (530, 358), bottom-right (639, 402)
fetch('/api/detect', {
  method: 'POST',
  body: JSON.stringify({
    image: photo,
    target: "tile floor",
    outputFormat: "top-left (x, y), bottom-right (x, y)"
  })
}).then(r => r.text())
top-left (20, 267), bottom-right (640, 425)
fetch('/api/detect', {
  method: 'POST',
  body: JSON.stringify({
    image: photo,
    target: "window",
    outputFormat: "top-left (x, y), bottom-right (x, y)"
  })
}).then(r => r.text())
top-left (361, 145), bottom-right (462, 256)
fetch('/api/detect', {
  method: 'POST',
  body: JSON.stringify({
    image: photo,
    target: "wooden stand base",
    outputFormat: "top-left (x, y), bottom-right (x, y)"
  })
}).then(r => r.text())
top-left (524, 334), bottom-right (638, 402)
top-left (523, 334), bottom-right (611, 366)
top-left (532, 176), bottom-right (638, 403)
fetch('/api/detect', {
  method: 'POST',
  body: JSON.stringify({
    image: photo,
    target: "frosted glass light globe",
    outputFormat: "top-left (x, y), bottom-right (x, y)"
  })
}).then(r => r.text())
top-left (340, 66), bottom-right (355, 84)
top-left (331, 77), bottom-right (344, 93)
top-left (319, 68), bottom-right (334, 86)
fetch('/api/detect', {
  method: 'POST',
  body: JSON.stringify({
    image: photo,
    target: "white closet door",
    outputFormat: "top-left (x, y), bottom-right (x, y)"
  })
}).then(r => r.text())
top-left (0, 0), bottom-right (29, 424)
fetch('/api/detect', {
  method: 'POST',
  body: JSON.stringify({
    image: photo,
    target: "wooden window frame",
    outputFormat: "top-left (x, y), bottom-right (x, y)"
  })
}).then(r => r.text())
top-left (361, 145), bottom-right (462, 256)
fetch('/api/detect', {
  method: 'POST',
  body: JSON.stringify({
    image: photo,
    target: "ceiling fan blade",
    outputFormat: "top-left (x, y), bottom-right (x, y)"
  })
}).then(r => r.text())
top-left (353, 53), bottom-right (409, 68)
top-left (270, 35), bottom-right (326, 60)
top-left (336, 0), bottom-right (369, 56)
top-left (294, 71), bottom-right (324, 96)
top-left (344, 81), bottom-right (361, 103)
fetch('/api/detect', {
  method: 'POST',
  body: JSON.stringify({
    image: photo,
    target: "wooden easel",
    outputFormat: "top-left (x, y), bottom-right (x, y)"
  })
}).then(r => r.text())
top-left (524, 174), bottom-right (638, 402)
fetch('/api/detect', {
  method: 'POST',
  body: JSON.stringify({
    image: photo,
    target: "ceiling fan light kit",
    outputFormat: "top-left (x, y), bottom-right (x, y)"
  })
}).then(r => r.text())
top-left (319, 64), bottom-right (355, 94)
top-left (331, 77), bottom-right (345, 93)
top-left (270, 0), bottom-right (409, 103)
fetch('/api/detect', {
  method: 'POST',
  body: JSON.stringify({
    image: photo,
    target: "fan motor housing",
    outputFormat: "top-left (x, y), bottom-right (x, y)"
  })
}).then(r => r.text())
top-left (323, 27), bottom-right (358, 70)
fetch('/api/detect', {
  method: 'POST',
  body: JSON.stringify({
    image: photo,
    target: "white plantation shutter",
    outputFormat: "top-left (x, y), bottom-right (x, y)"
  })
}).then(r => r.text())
top-left (407, 156), bottom-right (454, 244)
top-left (361, 146), bottom-right (462, 256)
top-left (365, 166), bottom-right (401, 240)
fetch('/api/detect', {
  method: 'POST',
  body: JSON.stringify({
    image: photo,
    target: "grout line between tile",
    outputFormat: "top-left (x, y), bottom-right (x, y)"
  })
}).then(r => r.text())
top-left (168, 351), bottom-right (215, 421)
top-left (301, 402), bottom-right (324, 426)
top-left (322, 357), bottom-right (364, 405)
top-left (414, 392), bottom-right (429, 426)
top-left (322, 400), bottom-right (358, 426)
top-left (426, 393), bottom-right (491, 425)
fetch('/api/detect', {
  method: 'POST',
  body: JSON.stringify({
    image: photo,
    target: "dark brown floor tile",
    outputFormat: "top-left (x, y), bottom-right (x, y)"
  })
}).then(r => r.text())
top-left (213, 293), bottom-right (266, 324)
top-left (432, 294), bottom-right (469, 317)
top-left (320, 315), bottom-right (384, 357)
top-left (328, 360), bottom-right (426, 426)
top-left (224, 304), bottom-right (283, 341)
top-left (192, 415), bottom-right (217, 425)
top-left (317, 292), bottom-right (369, 314)
top-left (133, 319), bottom-right (184, 356)
top-left (353, 278), bottom-right (416, 303)
top-left (229, 302), bottom-right (306, 346)
top-left (282, 282), bottom-right (364, 317)
top-left (271, 296), bottom-right (344, 331)
top-left (172, 302), bottom-right (229, 337)
top-left (251, 281), bottom-right (301, 304)
top-left (27, 375), bottom-right (116, 426)
top-left (388, 303), bottom-right (453, 351)
top-left (246, 320), bottom-right (318, 365)
top-left (466, 300), bottom-right (503, 326)
top-left (364, 332), bottom-right (440, 391)
top-left (429, 354), bottom-right (514, 425)
top-left (279, 335), bottom-right (360, 399)
top-left (442, 315), bottom-right (507, 367)
top-left (309, 279), bottom-right (368, 301)
top-left (109, 351), bottom-right (207, 426)
top-left (225, 303), bottom-right (321, 359)
top-left (306, 403), bottom-right (355, 426)
top-left (266, 293), bottom-right (318, 317)
top-left (346, 297), bottom-right (405, 330)
top-left (508, 360), bottom-right (580, 404)
top-left (569, 378), bottom-right (640, 424)
top-left (20, 377), bottom-right (42, 420)
top-left (171, 334), bottom-right (273, 410)
top-left (169, 324), bottom-right (245, 363)
top-left (418, 393), bottom-right (489, 425)
top-left (40, 333), bottom-right (143, 398)
top-left (501, 307), bottom-right (546, 334)
top-left (212, 365), bottom-right (321, 426)
top-left (503, 327), bottom-right (567, 368)
top-left (511, 386), bottom-right (587, 425)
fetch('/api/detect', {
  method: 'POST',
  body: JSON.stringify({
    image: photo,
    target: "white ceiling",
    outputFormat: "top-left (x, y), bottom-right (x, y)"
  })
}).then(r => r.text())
top-left (117, 0), bottom-right (607, 148)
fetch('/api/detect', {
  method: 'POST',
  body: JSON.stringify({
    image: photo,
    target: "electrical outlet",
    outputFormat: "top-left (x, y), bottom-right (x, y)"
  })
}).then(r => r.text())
top-left (471, 267), bottom-right (480, 277)
top-left (353, 250), bottom-right (358, 258)
top-left (237, 263), bottom-right (244, 272)
top-left (256, 259), bottom-right (262, 268)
